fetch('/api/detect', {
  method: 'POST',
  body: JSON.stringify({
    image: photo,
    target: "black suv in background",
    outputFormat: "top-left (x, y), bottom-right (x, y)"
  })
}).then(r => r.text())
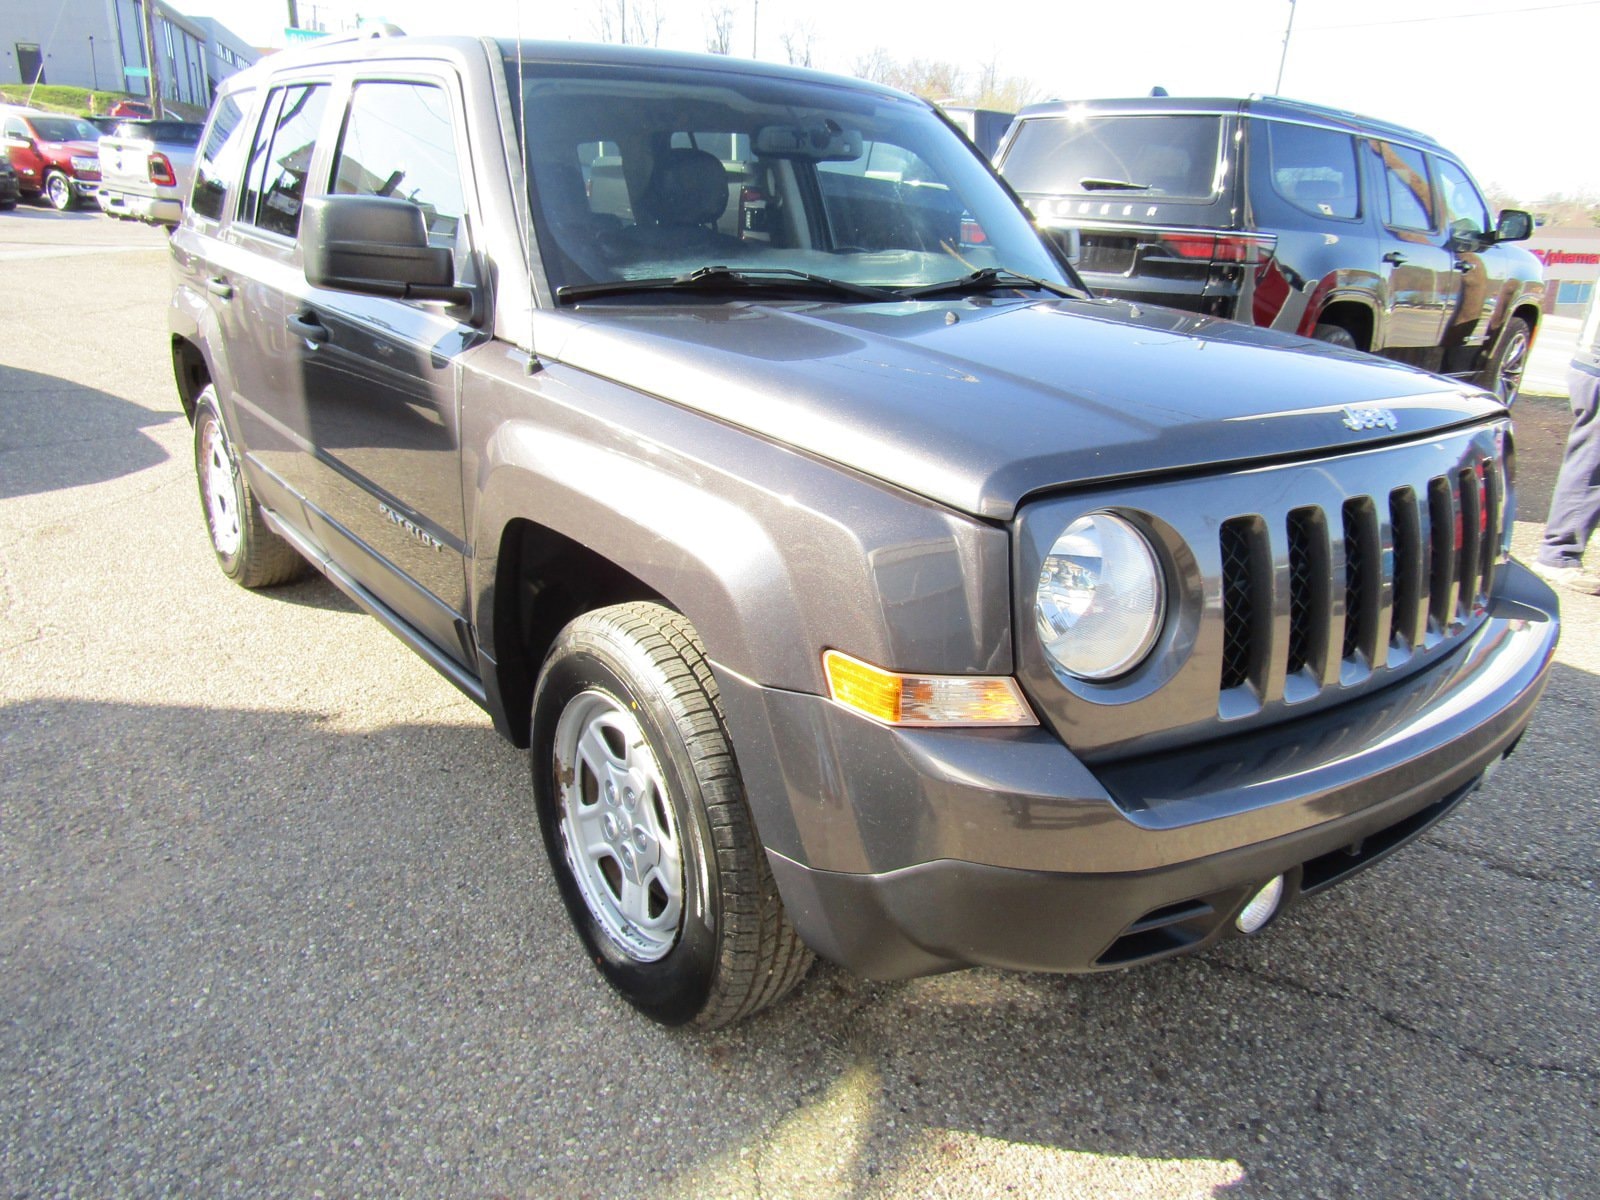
top-left (995, 96), bottom-right (1544, 401)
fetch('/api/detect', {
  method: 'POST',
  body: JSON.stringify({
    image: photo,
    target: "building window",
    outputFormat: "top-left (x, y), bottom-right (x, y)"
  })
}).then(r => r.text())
top-left (1558, 280), bottom-right (1595, 306)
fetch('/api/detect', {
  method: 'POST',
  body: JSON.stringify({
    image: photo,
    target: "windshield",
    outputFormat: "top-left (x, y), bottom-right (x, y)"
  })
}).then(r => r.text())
top-left (501, 53), bottom-right (1069, 297)
top-left (1001, 113), bottom-right (1223, 201)
top-left (29, 117), bottom-right (100, 143)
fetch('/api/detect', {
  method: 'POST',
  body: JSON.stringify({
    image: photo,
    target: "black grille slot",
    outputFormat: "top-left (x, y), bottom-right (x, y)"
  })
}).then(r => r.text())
top-left (1458, 467), bottom-right (1482, 609)
top-left (1481, 458), bottom-right (1503, 598)
top-left (1389, 487), bottom-right (1422, 652)
top-left (1427, 477), bottom-right (1456, 631)
top-left (1220, 518), bottom-right (1259, 690)
top-left (1341, 498), bottom-right (1377, 663)
top-left (1286, 508), bottom-right (1326, 677)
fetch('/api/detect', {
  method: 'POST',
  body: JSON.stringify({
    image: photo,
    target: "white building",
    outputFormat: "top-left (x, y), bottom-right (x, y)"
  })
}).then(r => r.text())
top-left (1, 0), bottom-right (255, 110)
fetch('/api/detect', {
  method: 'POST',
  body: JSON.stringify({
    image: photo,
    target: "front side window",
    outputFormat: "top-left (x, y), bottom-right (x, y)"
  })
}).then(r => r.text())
top-left (1375, 141), bottom-right (1435, 232)
top-left (330, 81), bottom-right (467, 257)
top-left (191, 91), bottom-right (252, 222)
top-left (239, 82), bottom-right (329, 238)
top-left (999, 114), bottom-right (1223, 201)
top-left (1434, 158), bottom-right (1490, 239)
top-left (1262, 120), bottom-right (1359, 220)
top-left (506, 57), bottom-right (1066, 295)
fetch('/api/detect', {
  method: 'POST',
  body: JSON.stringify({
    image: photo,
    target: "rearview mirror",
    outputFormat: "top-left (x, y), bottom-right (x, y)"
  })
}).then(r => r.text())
top-left (753, 120), bottom-right (863, 162)
top-left (1495, 209), bottom-right (1533, 243)
top-left (301, 194), bottom-right (475, 315)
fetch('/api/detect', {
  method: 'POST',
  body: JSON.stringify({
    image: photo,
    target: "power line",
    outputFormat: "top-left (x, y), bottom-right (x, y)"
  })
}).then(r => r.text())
top-left (1305, 0), bottom-right (1600, 31)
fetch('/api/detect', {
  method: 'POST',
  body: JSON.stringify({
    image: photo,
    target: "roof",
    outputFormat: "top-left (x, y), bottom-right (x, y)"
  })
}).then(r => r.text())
top-left (228, 30), bottom-right (918, 105)
top-left (1014, 94), bottom-right (1440, 149)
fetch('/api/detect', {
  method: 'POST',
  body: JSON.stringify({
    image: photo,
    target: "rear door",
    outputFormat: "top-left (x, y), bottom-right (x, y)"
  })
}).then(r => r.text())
top-left (1369, 139), bottom-right (1457, 362)
top-left (217, 80), bottom-right (334, 508)
top-left (288, 68), bottom-right (485, 662)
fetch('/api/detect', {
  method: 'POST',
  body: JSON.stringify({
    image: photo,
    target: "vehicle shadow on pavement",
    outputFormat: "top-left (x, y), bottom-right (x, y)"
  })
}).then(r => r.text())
top-left (2, 661), bottom-right (1593, 1198)
top-left (0, 363), bottom-right (176, 500)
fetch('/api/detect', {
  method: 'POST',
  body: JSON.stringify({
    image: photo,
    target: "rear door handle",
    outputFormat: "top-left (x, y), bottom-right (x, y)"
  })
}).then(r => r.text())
top-left (205, 276), bottom-right (233, 299)
top-left (1381, 251), bottom-right (1406, 266)
top-left (286, 311), bottom-right (329, 345)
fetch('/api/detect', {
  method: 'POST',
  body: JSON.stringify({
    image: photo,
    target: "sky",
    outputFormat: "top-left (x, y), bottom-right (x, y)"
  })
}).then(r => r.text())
top-left (176, 0), bottom-right (1600, 201)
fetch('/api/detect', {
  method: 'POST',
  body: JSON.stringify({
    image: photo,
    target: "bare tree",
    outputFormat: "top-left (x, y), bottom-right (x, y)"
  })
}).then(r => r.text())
top-left (779, 22), bottom-right (816, 67)
top-left (853, 46), bottom-right (895, 85)
top-left (706, 4), bottom-right (734, 54)
top-left (595, 0), bottom-right (665, 46)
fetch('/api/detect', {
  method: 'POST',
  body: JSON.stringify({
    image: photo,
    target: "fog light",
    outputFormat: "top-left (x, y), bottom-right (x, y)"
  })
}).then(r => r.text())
top-left (1235, 875), bottom-right (1284, 934)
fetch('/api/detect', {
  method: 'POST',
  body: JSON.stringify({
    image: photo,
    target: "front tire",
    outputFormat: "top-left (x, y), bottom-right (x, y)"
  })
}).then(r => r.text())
top-left (531, 603), bottom-right (813, 1027)
top-left (193, 386), bottom-right (307, 588)
top-left (43, 171), bottom-right (73, 211)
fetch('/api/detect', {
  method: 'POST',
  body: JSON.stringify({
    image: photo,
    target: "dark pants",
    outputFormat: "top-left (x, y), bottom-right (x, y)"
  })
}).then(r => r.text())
top-left (1539, 363), bottom-right (1600, 568)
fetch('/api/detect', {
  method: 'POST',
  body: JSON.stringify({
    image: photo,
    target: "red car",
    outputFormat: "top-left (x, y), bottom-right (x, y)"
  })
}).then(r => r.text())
top-left (108, 100), bottom-right (155, 119)
top-left (0, 108), bottom-right (103, 210)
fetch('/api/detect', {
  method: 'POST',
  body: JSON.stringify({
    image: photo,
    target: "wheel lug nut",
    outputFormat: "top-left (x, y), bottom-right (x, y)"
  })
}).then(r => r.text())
top-left (624, 788), bottom-right (637, 809)
top-left (605, 782), bottom-right (617, 805)
top-left (633, 829), bottom-right (649, 852)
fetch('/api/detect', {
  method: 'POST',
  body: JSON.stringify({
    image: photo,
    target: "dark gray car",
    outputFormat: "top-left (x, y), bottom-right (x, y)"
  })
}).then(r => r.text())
top-left (168, 32), bottom-right (1558, 1027)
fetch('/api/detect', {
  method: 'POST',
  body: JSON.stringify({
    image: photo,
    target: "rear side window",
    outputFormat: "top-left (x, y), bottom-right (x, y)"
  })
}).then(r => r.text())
top-left (191, 92), bottom-right (252, 222)
top-left (1374, 141), bottom-right (1435, 232)
top-left (1000, 114), bottom-right (1223, 200)
top-left (330, 81), bottom-right (467, 252)
top-left (239, 82), bottom-right (329, 238)
top-left (1261, 120), bottom-right (1359, 220)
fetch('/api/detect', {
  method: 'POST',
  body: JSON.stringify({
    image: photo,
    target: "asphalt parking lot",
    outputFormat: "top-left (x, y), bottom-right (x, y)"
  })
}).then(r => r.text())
top-left (2, 208), bottom-right (1596, 1200)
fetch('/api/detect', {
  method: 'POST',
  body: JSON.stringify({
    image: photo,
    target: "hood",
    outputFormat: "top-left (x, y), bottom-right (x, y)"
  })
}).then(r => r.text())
top-left (545, 296), bottom-right (1501, 520)
top-left (46, 140), bottom-right (101, 159)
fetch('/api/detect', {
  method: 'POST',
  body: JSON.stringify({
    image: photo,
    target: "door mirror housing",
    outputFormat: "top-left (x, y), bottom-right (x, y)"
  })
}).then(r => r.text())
top-left (301, 194), bottom-right (476, 315)
top-left (1494, 209), bottom-right (1533, 243)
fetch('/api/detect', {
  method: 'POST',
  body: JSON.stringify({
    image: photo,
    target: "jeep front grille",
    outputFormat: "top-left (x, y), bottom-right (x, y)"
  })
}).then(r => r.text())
top-left (1017, 419), bottom-right (1512, 759)
top-left (1218, 452), bottom-right (1504, 701)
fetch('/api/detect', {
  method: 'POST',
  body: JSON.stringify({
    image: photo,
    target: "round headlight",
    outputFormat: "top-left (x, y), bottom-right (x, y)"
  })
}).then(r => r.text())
top-left (1035, 513), bottom-right (1164, 680)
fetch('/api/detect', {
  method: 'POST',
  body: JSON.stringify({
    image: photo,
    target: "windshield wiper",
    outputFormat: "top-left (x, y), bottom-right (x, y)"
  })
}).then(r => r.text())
top-left (1080, 177), bottom-right (1152, 191)
top-left (556, 265), bottom-right (898, 304)
top-left (897, 267), bottom-right (1085, 301)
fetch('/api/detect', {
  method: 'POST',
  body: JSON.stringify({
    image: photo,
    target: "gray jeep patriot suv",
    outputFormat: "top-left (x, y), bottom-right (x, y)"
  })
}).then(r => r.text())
top-left (169, 32), bottom-right (1559, 1027)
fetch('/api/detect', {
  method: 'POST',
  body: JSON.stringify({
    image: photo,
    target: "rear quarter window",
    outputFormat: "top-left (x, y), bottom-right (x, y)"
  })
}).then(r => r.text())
top-left (1000, 114), bottom-right (1223, 201)
top-left (191, 92), bottom-right (253, 222)
top-left (1259, 119), bottom-right (1360, 220)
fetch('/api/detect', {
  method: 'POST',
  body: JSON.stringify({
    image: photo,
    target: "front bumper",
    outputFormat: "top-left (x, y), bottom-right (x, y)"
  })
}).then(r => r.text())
top-left (716, 562), bottom-right (1557, 979)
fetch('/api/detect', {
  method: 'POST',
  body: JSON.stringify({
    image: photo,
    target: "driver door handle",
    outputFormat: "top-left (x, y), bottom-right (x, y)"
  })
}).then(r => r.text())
top-left (287, 311), bottom-right (329, 345)
top-left (1382, 251), bottom-right (1406, 266)
top-left (205, 276), bottom-right (233, 299)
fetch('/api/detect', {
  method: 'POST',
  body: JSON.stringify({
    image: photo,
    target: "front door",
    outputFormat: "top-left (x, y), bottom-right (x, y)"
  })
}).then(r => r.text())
top-left (289, 75), bottom-right (484, 663)
top-left (1370, 139), bottom-right (1457, 366)
top-left (16, 43), bottom-right (44, 86)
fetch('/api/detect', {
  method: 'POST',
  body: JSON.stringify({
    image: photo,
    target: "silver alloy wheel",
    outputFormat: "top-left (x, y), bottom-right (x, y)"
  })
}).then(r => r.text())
top-left (199, 417), bottom-right (242, 557)
top-left (1495, 326), bottom-right (1529, 402)
top-left (553, 689), bottom-right (683, 961)
top-left (45, 174), bottom-right (71, 210)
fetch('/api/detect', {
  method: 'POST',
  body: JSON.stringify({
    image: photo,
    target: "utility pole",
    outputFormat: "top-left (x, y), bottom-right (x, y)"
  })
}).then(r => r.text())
top-left (752, 0), bottom-right (758, 57)
top-left (287, 0), bottom-right (300, 30)
top-left (88, 35), bottom-right (98, 92)
top-left (1274, 0), bottom-right (1296, 95)
top-left (139, 0), bottom-right (164, 116)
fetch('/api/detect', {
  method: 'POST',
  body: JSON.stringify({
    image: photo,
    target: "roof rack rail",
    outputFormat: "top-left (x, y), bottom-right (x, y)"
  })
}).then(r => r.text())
top-left (296, 22), bottom-right (406, 49)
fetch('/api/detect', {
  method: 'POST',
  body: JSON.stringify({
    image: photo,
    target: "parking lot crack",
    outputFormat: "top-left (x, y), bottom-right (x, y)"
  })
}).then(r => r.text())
top-left (1421, 838), bottom-right (1596, 891)
top-left (1200, 958), bottom-right (1600, 1085)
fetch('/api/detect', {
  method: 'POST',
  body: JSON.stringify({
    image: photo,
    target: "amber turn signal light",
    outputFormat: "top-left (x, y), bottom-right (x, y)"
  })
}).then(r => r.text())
top-left (822, 650), bottom-right (1038, 728)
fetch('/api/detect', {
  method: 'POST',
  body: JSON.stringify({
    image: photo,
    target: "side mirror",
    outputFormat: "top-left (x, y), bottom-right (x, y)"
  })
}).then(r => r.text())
top-left (4, 135), bottom-right (36, 151)
top-left (1495, 209), bottom-right (1533, 243)
top-left (301, 194), bottom-right (475, 314)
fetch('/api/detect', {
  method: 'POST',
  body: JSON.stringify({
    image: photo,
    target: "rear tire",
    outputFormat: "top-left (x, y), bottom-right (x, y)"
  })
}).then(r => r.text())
top-left (1483, 315), bottom-right (1531, 404)
top-left (531, 602), bottom-right (813, 1027)
top-left (193, 386), bottom-right (308, 588)
top-left (1312, 323), bottom-right (1360, 350)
